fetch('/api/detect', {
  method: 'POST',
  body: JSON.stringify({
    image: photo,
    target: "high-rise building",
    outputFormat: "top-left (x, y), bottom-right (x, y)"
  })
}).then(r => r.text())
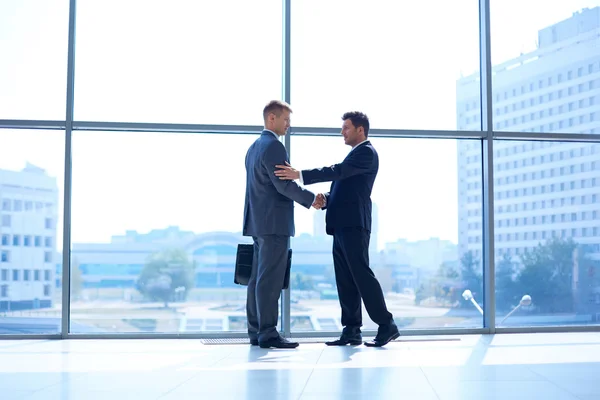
top-left (456, 8), bottom-right (600, 260)
top-left (0, 163), bottom-right (59, 311)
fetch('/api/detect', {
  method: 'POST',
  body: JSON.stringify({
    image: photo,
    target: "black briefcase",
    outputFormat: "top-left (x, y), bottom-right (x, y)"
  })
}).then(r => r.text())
top-left (234, 244), bottom-right (253, 286)
top-left (234, 244), bottom-right (292, 289)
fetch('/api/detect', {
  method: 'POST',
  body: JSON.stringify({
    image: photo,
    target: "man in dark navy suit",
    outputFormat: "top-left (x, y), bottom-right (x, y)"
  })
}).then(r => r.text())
top-left (243, 100), bottom-right (320, 349)
top-left (275, 111), bottom-right (399, 347)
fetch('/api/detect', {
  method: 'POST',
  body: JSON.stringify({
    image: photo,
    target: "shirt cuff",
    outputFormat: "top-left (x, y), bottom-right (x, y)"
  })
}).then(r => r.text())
top-left (299, 170), bottom-right (304, 184)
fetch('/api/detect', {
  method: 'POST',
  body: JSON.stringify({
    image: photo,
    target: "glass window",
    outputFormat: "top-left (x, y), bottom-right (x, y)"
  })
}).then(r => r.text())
top-left (0, 129), bottom-right (64, 333)
top-left (291, 0), bottom-right (480, 130)
top-left (74, 0), bottom-right (281, 124)
top-left (290, 136), bottom-right (483, 332)
top-left (0, 0), bottom-right (69, 119)
top-left (491, 2), bottom-right (600, 135)
top-left (1, 199), bottom-right (11, 211)
top-left (494, 140), bottom-right (600, 328)
top-left (70, 131), bottom-right (256, 333)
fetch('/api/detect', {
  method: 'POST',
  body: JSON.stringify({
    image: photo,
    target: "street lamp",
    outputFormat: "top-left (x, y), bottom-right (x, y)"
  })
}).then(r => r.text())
top-left (500, 294), bottom-right (532, 325)
top-left (462, 289), bottom-right (483, 315)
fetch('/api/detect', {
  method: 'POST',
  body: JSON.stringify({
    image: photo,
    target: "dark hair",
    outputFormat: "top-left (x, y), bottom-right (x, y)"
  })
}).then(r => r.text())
top-left (263, 100), bottom-right (292, 121)
top-left (342, 111), bottom-right (370, 137)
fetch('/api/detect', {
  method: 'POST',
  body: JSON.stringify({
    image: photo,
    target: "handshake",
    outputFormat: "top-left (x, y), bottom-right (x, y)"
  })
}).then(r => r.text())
top-left (312, 193), bottom-right (326, 210)
top-left (274, 162), bottom-right (326, 211)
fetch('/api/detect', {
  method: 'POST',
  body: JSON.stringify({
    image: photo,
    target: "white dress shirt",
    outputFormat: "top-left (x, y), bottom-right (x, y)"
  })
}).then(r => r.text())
top-left (264, 129), bottom-right (279, 139)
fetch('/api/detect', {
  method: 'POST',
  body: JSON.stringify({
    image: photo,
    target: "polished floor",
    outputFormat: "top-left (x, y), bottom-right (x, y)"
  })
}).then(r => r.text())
top-left (0, 332), bottom-right (599, 399)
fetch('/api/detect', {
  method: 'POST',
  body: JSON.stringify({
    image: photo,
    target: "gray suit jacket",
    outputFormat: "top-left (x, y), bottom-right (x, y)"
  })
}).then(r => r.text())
top-left (243, 130), bottom-right (314, 237)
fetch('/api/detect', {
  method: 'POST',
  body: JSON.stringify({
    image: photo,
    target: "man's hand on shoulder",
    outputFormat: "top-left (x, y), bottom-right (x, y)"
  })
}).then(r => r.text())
top-left (275, 162), bottom-right (300, 180)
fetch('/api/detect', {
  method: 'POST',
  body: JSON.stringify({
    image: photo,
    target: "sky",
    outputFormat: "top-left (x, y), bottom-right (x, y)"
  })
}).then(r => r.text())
top-left (0, 0), bottom-right (598, 250)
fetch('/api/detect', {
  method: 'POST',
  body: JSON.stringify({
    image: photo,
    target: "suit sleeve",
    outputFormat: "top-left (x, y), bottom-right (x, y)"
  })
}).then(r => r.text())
top-left (301, 146), bottom-right (374, 185)
top-left (263, 140), bottom-right (315, 209)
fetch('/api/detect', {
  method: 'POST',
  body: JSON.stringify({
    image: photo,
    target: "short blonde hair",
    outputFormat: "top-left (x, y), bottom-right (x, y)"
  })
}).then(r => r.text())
top-left (263, 100), bottom-right (292, 121)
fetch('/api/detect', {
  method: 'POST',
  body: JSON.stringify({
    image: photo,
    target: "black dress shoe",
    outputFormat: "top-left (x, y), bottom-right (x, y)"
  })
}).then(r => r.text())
top-left (364, 323), bottom-right (400, 347)
top-left (325, 332), bottom-right (363, 346)
top-left (259, 335), bottom-right (299, 349)
top-left (250, 339), bottom-right (259, 346)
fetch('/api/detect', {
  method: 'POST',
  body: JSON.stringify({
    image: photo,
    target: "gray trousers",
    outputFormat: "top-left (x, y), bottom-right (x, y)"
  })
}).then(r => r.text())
top-left (246, 235), bottom-right (289, 342)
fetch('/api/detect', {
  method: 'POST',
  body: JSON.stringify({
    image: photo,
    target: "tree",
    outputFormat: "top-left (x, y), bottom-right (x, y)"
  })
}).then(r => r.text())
top-left (137, 248), bottom-right (195, 308)
top-left (292, 273), bottom-right (315, 291)
top-left (414, 284), bottom-right (427, 305)
top-left (435, 262), bottom-right (462, 305)
top-left (517, 237), bottom-right (577, 313)
top-left (460, 250), bottom-right (482, 301)
top-left (143, 275), bottom-right (173, 308)
top-left (437, 262), bottom-right (460, 280)
top-left (575, 243), bottom-right (600, 314)
top-left (414, 262), bottom-right (461, 306)
top-left (495, 253), bottom-right (517, 311)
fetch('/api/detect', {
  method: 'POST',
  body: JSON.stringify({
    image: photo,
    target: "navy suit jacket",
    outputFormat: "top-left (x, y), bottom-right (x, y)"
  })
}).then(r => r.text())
top-left (243, 131), bottom-right (314, 237)
top-left (301, 141), bottom-right (378, 235)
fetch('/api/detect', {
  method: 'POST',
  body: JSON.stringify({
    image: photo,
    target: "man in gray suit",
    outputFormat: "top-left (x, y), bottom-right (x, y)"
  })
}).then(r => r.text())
top-left (243, 100), bottom-right (321, 349)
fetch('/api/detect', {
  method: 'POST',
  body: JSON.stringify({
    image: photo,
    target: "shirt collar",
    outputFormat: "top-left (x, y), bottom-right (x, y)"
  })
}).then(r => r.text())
top-left (264, 129), bottom-right (279, 138)
top-left (349, 139), bottom-right (369, 153)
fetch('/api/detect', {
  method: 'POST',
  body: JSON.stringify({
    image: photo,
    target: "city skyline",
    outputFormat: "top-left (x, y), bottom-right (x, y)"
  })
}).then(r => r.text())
top-left (0, 160), bottom-right (460, 248)
top-left (1, 4), bottom-right (599, 252)
top-left (2, 2), bottom-right (598, 250)
top-left (0, 133), bottom-right (462, 250)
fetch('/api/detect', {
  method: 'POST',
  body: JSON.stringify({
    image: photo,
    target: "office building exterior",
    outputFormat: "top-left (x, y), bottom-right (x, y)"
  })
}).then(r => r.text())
top-left (457, 7), bottom-right (600, 260)
top-left (0, 164), bottom-right (59, 311)
top-left (70, 227), bottom-right (335, 290)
